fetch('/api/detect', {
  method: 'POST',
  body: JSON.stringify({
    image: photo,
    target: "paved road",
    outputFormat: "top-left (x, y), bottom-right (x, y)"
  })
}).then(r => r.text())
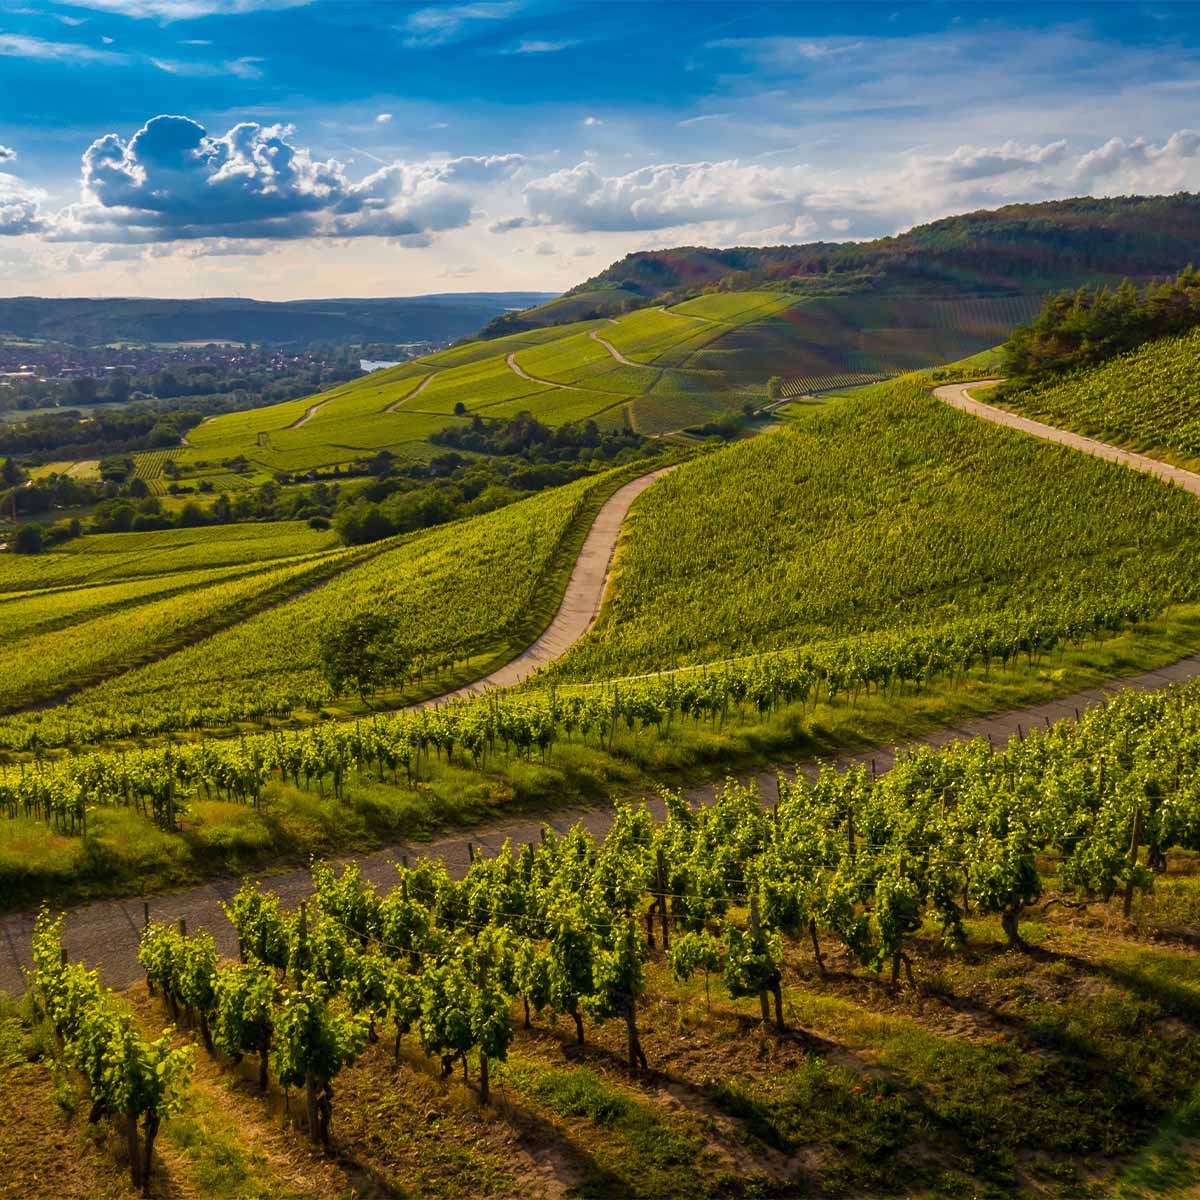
top-left (934, 380), bottom-right (1200, 497)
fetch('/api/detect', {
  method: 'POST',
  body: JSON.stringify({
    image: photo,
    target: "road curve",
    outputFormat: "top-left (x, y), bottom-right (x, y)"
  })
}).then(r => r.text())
top-left (13, 386), bottom-right (1200, 991)
top-left (934, 380), bottom-right (1200, 498)
top-left (505, 351), bottom-right (582, 391)
top-left (589, 328), bottom-right (640, 367)
top-left (384, 372), bottom-right (435, 414)
top-left (417, 465), bottom-right (677, 704)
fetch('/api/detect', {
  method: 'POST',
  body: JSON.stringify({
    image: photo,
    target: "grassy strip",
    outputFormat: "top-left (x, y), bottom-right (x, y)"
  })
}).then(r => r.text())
top-left (4, 603), bottom-right (1200, 910)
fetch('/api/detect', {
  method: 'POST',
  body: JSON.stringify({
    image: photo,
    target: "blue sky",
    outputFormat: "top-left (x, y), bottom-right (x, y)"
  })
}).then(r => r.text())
top-left (2, 0), bottom-right (1200, 298)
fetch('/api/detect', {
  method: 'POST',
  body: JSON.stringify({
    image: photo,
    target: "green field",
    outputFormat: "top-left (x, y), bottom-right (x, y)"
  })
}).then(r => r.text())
top-left (1000, 327), bottom-right (1200, 468)
top-left (544, 376), bottom-right (1200, 681)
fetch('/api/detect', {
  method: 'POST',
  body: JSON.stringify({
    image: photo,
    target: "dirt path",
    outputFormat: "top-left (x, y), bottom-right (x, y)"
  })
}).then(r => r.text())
top-left (11, 381), bottom-right (1200, 992)
top-left (934, 380), bottom-right (1200, 497)
top-left (384, 372), bottom-right (435, 414)
top-left (289, 395), bottom-right (332, 430)
top-left (414, 465), bottom-right (677, 704)
top-left (589, 328), bottom-right (641, 367)
top-left (505, 351), bottom-right (583, 391)
top-left (5, 650), bottom-right (1198, 995)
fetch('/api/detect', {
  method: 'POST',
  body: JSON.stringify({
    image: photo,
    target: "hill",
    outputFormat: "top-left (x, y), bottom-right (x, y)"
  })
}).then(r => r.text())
top-left (998, 326), bottom-right (1200, 469)
top-left (565, 194), bottom-right (1200, 307)
top-left (0, 292), bottom-right (557, 348)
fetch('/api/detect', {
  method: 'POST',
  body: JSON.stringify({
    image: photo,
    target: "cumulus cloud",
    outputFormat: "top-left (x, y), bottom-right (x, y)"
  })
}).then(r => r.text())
top-left (38, 114), bottom-right (524, 245)
top-left (912, 139), bottom-right (1068, 184)
top-left (401, 2), bottom-right (520, 48)
top-left (0, 146), bottom-right (15, 164)
top-left (582, 116), bottom-right (603, 127)
top-left (0, 195), bottom-right (45, 236)
top-left (1073, 128), bottom-right (1200, 184)
top-left (521, 159), bottom-right (815, 234)
top-left (375, 112), bottom-right (393, 124)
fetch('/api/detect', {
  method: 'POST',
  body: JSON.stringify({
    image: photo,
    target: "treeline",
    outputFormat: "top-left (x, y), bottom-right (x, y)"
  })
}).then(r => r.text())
top-left (336, 413), bottom-right (660, 547)
top-left (1003, 266), bottom-right (1200, 382)
top-left (0, 406), bottom-right (201, 457)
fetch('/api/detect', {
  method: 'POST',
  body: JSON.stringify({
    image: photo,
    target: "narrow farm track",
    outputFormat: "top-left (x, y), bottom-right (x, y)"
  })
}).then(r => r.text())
top-left (289, 395), bottom-right (332, 429)
top-left (504, 350), bottom-right (583, 391)
top-left (589, 327), bottom-right (641, 367)
top-left (11, 386), bottom-right (1200, 992)
top-left (935, 380), bottom-right (1200, 496)
top-left (412, 465), bottom-right (678, 703)
top-left (384, 371), bottom-right (435, 414)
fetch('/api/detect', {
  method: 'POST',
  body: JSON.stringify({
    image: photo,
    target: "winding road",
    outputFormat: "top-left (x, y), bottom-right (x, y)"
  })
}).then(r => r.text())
top-left (934, 380), bottom-right (1200, 497)
top-left (417, 466), bottom-right (677, 704)
top-left (7, 382), bottom-right (1200, 993)
top-left (589, 328), bottom-right (641, 367)
top-left (384, 372), bottom-right (435, 414)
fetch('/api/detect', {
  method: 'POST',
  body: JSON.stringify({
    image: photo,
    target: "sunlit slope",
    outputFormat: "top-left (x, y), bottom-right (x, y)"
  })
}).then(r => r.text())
top-left (1001, 327), bottom-right (1200, 467)
top-left (544, 377), bottom-right (1200, 681)
top-left (163, 298), bottom-right (790, 481)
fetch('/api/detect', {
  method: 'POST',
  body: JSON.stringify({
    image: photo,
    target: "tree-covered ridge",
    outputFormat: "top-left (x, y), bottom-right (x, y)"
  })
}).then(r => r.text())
top-left (481, 194), bottom-right (1200, 336)
top-left (1002, 266), bottom-right (1200, 382)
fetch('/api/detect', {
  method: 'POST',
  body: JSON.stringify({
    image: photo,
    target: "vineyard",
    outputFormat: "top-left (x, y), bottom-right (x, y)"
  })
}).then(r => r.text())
top-left (151, 289), bottom-right (1042, 491)
top-left (0, 463), bottom-right (648, 747)
top-left (1000, 327), bottom-right (1200, 469)
top-left (15, 678), bottom-right (1200, 1197)
top-left (544, 377), bottom-right (1200, 683)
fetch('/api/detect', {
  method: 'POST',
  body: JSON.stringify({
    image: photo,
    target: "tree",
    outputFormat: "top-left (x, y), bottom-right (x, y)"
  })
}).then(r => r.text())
top-left (11, 523), bottom-right (43, 554)
top-left (318, 611), bottom-right (409, 700)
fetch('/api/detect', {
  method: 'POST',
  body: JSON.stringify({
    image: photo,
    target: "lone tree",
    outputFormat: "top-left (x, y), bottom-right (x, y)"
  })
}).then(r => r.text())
top-left (318, 612), bottom-right (409, 701)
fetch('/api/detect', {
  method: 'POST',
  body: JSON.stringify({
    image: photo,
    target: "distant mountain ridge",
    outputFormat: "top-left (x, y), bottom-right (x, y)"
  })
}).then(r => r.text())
top-left (478, 194), bottom-right (1200, 338)
top-left (0, 292), bottom-right (558, 347)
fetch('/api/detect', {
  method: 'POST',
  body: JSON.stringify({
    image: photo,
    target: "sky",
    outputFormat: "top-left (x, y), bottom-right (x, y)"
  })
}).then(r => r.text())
top-left (2, 1), bottom-right (1200, 300)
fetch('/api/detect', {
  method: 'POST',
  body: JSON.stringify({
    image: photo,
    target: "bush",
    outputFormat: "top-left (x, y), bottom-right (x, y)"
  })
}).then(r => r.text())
top-left (10, 523), bottom-right (44, 554)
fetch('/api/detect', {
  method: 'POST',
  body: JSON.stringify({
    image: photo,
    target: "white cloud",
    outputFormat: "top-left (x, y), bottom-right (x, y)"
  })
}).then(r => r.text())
top-left (507, 39), bottom-right (573, 54)
top-left (38, 114), bottom-right (525, 245)
top-left (534, 240), bottom-right (556, 255)
top-left (1073, 128), bottom-right (1200, 185)
top-left (0, 195), bottom-right (45, 236)
top-left (401, 2), bottom-right (520, 48)
top-left (151, 54), bottom-right (264, 78)
top-left (375, 112), bottom-right (393, 124)
top-left (54, 0), bottom-right (312, 19)
top-left (0, 32), bottom-right (125, 63)
top-left (582, 116), bottom-right (603, 127)
top-left (0, 146), bottom-right (15, 164)
top-left (911, 139), bottom-right (1068, 184)
top-left (678, 113), bottom-right (729, 128)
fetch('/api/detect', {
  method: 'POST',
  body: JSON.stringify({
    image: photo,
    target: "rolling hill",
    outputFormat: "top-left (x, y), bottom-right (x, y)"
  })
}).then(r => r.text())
top-left (0, 292), bottom-right (557, 347)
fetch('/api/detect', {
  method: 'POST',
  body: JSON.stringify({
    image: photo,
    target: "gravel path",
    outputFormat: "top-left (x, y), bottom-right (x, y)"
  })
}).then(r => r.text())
top-left (5, 651), bottom-right (1198, 995)
top-left (413, 466), bottom-right (677, 704)
top-left (934, 380), bottom-right (1200, 496)
top-left (505, 351), bottom-right (583, 390)
top-left (589, 328), bottom-right (641, 367)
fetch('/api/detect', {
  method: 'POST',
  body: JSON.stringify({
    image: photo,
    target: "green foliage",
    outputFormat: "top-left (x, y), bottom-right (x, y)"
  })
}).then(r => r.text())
top-left (1004, 267), bottom-right (1200, 381)
top-left (318, 611), bottom-right (410, 700)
